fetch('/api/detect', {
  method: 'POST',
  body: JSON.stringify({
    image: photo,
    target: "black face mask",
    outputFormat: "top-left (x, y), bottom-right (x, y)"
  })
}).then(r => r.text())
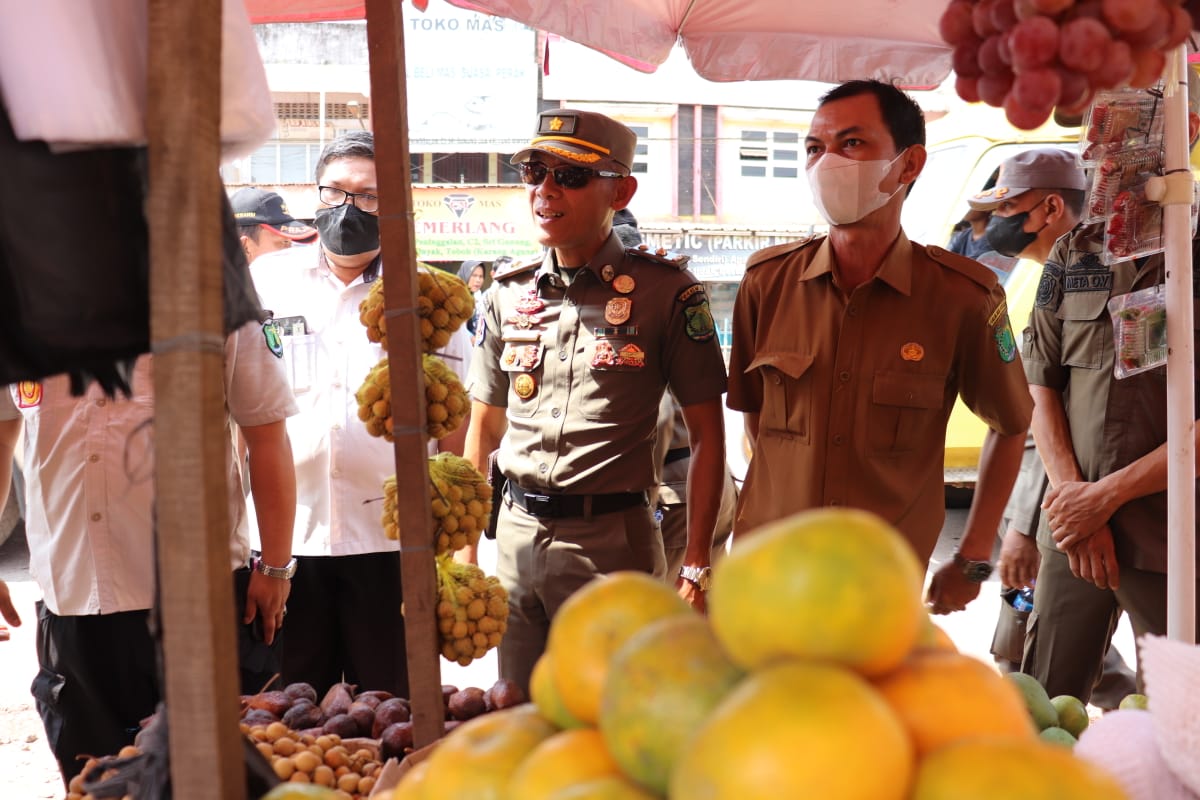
top-left (984, 203), bottom-right (1047, 258)
top-left (313, 204), bottom-right (380, 256)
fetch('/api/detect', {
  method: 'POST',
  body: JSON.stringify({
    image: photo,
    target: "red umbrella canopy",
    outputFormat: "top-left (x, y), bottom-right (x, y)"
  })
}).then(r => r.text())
top-left (245, 0), bottom-right (954, 86)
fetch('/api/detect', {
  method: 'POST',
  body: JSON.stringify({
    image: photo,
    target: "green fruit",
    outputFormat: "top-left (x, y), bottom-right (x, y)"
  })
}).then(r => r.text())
top-left (1004, 672), bottom-right (1059, 731)
top-left (1039, 726), bottom-right (1078, 748)
top-left (260, 784), bottom-right (341, 800)
top-left (1050, 694), bottom-right (1089, 738)
top-left (1118, 693), bottom-right (1149, 711)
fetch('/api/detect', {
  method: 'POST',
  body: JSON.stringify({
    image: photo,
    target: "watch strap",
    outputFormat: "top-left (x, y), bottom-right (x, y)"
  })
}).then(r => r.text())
top-left (254, 556), bottom-right (298, 580)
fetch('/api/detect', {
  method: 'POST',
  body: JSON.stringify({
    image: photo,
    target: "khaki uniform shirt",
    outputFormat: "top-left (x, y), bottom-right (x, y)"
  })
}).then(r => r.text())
top-left (1024, 222), bottom-right (1200, 573)
top-left (468, 232), bottom-right (727, 493)
top-left (727, 232), bottom-right (1033, 563)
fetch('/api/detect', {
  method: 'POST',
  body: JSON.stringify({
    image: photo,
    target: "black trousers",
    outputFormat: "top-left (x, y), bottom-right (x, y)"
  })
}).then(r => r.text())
top-left (280, 552), bottom-right (409, 699)
top-left (31, 567), bottom-right (278, 785)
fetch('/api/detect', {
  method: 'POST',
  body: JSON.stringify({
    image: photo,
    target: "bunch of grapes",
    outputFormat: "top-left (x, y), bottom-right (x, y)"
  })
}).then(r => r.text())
top-left (940, 0), bottom-right (1193, 129)
top-left (381, 455), bottom-right (492, 555)
top-left (433, 554), bottom-right (509, 667)
top-left (355, 354), bottom-right (468, 442)
top-left (357, 266), bottom-right (474, 353)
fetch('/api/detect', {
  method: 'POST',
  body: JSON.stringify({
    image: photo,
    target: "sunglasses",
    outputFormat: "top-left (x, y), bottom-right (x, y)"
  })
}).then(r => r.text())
top-left (518, 161), bottom-right (625, 190)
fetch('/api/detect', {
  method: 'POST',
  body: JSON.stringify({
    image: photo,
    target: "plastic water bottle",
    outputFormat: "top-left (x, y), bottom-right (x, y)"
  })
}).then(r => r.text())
top-left (1011, 586), bottom-right (1034, 612)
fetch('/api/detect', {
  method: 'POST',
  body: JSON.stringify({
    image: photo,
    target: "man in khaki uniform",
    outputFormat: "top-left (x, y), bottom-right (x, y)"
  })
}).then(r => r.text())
top-left (1021, 88), bottom-right (1200, 699)
top-left (727, 80), bottom-right (1033, 615)
top-left (464, 109), bottom-right (728, 692)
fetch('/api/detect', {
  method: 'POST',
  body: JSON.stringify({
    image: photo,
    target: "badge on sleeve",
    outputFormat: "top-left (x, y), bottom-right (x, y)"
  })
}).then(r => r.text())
top-left (684, 301), bottom-right (716, 342)
top-left (17, 381), bottom-right (42, 408)
top-left (262, 320), bottom-right (284, 358)
top-left (994, 316), bottom-right (1017, 362)
top-left (472, 316), bottom-right (486, 347)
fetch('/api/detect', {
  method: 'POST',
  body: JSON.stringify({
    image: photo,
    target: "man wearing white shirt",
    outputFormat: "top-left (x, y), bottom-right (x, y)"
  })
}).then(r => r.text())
top-left (0, 320), bottom-right (296, 784)
top-left (250, 131), bottom-right (468, 698)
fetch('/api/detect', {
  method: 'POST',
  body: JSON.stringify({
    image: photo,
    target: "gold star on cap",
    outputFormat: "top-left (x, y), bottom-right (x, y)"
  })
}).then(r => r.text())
top-left (549, 117), bottom-right (564, 131)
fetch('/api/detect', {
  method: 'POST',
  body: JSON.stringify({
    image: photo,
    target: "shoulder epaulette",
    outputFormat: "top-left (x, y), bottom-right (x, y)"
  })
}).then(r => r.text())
top-left (626, 244), bottom-right (691, 269)
top-left (745, 236), bottom-right (818, 270)
top-left (925, 244), bottom-right (999, 289)
top-left (493, 256), bottom-right (540, 281)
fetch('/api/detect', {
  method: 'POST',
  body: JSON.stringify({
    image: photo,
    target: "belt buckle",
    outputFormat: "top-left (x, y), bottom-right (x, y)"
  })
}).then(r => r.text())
top-left (523, 492), bottom-right (556, 517)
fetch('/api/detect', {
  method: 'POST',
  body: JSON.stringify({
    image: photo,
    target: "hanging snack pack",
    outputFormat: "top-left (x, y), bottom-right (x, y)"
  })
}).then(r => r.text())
top-left (1079, 88), bottom-right (1165, 167)
top-left (1108, 284), bottom-right (1167, 380)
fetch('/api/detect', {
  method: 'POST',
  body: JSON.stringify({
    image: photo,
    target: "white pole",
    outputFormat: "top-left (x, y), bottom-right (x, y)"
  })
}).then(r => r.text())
top-left (1163, 45), bottom-right (1196, 644)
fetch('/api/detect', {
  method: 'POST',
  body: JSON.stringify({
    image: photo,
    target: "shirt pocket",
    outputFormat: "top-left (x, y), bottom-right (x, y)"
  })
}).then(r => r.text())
top-left (282, 332), bottom-right (318, 395)
top-left (869, 371), bottom-right (946, 454)
top-left (501, 342), bottom-right (544, 419)
top-left (581, 339), bottom-right (648, 422)
top-left (745, 352), bottom-right (815, 445)
top-left (1057, 291), bottom-right (1110, 369)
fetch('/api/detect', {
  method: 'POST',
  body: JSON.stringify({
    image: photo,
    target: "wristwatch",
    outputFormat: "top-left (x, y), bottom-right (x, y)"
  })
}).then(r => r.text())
top-left (953, 552), bottom-right (993, 583)
top-left (254, 556), bottom-right (298, 581)
top-left (679, 565), bottom-right (713, 592)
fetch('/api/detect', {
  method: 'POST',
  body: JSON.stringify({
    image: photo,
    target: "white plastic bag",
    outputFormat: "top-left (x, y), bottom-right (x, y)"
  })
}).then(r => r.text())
top-left (0, 0), bottom-right (274, 161)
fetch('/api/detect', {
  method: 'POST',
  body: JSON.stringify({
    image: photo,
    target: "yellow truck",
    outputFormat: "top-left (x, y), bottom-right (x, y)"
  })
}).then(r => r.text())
top-left (904, 103), bottom-right (1079, 486)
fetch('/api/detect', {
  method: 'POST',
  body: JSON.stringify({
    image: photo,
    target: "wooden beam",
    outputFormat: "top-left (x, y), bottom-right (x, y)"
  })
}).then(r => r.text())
top-left (148, 1), bottom-right (247, 797)
top-left (364, 0), bottom-right (446, 747)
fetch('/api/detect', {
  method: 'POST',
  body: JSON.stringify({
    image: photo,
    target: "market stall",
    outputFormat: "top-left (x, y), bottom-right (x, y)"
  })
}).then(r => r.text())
top-left (54, 0), bottom-right (1199, 797)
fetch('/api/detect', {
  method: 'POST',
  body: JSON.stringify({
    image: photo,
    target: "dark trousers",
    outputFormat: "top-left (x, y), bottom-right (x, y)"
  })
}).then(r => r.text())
top-left (32, 567), bottom-right (278, 786)
top-left (281, 552), bottom-right (409, 699)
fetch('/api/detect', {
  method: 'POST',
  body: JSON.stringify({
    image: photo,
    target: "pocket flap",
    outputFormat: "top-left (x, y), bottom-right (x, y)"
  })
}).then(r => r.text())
top-left (745, 352), bottom-right (815, 380)
top-left (872, 371), bottom-right (945, 409)
top-left (1057, 290), bottom-right (1109, 323)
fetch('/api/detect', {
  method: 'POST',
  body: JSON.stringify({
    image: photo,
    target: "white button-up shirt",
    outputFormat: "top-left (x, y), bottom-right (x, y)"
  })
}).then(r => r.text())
top-left (0, 321), bottom-right (297, 616)
top-left (249, 247), bottom-right (473, 556)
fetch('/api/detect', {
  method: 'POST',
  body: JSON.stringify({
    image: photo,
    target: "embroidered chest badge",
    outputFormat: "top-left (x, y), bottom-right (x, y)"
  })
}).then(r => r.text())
top-left (900, 342), bottom-right (925, 362)
top-left (616, 343), bottom-right (646, 367)
top-left (605, 297), bottom-right (632, 325)
top-left (994, 317), bottom-right (1017, 363)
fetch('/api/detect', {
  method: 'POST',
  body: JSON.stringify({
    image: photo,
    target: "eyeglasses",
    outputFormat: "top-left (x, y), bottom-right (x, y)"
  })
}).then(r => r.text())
top-left (318, 185), bottom-right (380, 213)
top-left (517, 162), bottom-right (625, 190)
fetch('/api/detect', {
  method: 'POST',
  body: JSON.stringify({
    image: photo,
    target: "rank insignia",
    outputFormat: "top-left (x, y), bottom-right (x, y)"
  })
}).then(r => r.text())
top-left (601, 264), bottom-right (615, 282)
top-left (616, 343), bottom-right (646, 367)
top-left (262, 320), bottom-right (284, 358)
top-left (513, 373), bottom-right (537, 399)
top-left (605, 297), bottom-right (632, 325)
top-left (613, 275), bottom-right (636, 294)
top-left (505, 312), bottom-right (540, 330)
top-left (684, 300), bottom-right (716, 342)
top-left (900, 342), bottom-right (924, 362)
top-left (516, 289), bottom-right (545, 315)
top-left (593, 326), bottom-right (638, 338)
top-left (16, 381), bottom-right (42, 408)
top-left (994, 315), bottom-right (1017, 363)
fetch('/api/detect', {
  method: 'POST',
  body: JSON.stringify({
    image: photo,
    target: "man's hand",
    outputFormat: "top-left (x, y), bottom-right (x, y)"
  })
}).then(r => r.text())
top-left (244, 571), bottom-right (291, 646)
top-left (674, 577), bottom-right (707, 614)
top-left (1063, 525), bottom-right (1120, 591)
top-left (0, 579), bottom-right (20, 641)
top-left (1043, 480), bottom-right (1116, 548)
top-left (925, 562), bottom-right (984, 615)
top-left (996, 527), bottom-right (1040, 589)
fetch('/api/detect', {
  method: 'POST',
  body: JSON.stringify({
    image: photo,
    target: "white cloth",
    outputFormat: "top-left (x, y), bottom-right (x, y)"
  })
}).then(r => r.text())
top-left (0, 0), bottom-right (274, 157)
top-left (0, 321), bottom-right (296, 616)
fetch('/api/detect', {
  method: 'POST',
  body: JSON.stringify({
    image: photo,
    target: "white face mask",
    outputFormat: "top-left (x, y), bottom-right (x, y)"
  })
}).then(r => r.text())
top-left (806, 149), bottom-right (908, 226)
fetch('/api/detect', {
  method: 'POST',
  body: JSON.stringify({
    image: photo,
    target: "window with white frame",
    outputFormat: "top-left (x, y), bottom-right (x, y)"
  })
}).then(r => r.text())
top-left (739, 129), bottom-right (801, 178)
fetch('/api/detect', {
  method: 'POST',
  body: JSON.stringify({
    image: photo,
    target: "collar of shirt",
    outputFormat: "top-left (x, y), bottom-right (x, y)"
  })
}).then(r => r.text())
top-left (804, 230), bottom-right (914, 296)
top-left (534, 231), bottom-right (626, 289)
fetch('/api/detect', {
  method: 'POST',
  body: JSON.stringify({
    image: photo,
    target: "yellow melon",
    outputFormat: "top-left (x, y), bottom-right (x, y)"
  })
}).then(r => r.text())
top-left (507, 728), bottom-right (621, 800)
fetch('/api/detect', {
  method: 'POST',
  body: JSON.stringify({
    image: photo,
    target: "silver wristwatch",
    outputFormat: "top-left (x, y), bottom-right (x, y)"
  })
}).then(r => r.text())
top-left (254, 556), bottom-right (298, 581)
top-left (678, 564), bottom-right (713, 592)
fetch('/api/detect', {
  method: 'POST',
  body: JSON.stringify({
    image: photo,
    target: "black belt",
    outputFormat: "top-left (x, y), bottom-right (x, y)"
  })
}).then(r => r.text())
top-left (506, 482), bottom-right (648, 519)
top-left (663, 446), bottom-right (691, 466)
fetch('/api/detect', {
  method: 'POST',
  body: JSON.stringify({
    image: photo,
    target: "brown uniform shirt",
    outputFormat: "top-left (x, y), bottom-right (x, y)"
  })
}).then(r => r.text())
top-left (1024, 222), bottom-right (1200, 573)
top-left (727, 231), bottom-right (1033, 563)
top-left (468, 232), bottom-right (727, 493)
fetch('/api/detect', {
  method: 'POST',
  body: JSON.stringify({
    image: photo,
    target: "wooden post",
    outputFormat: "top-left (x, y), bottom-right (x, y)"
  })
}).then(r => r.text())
top-left (364, 0), bottom-right (447, 747)
top-left (147, 0), bottom-right (248, 797)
